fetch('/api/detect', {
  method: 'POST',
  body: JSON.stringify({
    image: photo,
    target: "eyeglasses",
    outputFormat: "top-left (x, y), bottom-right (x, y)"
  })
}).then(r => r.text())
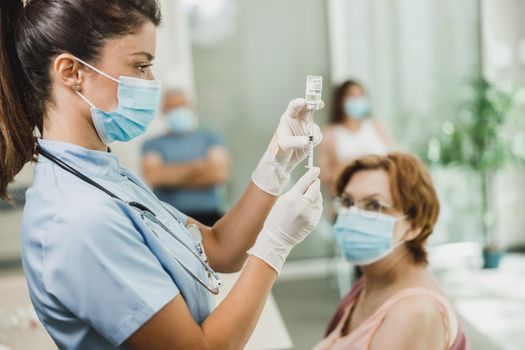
top-left (333, 195), bottom-right (395, 218)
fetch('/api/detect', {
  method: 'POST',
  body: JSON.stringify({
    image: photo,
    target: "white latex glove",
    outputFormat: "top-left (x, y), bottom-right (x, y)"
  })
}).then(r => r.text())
top-left (248, 167), bottom-right (323, 275)
top-left (252, 98), bottom-right (324, 196)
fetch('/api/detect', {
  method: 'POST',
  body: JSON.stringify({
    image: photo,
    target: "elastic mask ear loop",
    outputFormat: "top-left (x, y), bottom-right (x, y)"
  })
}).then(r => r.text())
top-left (392, 214), bottom-right (409, 249)
top-left (75, 89), bottom-right (97, 109)
top-left (73, 56), bottom-right (119, 84)
top-left (73, 56), bottom-right (118, 110)
top-left (392, 239), bottom-right (406, 250)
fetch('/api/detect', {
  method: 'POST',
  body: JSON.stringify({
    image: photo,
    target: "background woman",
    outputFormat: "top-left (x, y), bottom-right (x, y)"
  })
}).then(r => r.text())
top-left (319, 80), bottom-right (394, 211)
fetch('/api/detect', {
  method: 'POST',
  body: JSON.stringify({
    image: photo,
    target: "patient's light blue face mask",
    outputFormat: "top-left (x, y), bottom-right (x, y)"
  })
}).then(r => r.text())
top-left (334, 207), bottom-right (406, 266)
top-left (74, 57), bottom-right (161, 144)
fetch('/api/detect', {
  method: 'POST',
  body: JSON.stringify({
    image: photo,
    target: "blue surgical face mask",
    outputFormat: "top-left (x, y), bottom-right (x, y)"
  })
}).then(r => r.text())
top-left (166, 107), bottom-right (197, 133)
top-left (334, 207), bottom-right (405, 266)
top-left (74, 57), bottom-right (161, 144)
top-left (344, 97), bottom-right (370, 119)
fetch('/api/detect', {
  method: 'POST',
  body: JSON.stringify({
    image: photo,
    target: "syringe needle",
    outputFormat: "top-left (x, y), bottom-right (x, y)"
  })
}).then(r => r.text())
top-left (307, 111), bottom-right (314, 168)
top-left (304, 75), bottom-right (322, 169)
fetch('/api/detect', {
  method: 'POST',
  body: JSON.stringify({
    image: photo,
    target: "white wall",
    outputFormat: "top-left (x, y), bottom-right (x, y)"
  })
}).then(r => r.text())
top-left (190, 0), bottom-right (332, 259)
top-left (483, 0), bottom-right (525, 248)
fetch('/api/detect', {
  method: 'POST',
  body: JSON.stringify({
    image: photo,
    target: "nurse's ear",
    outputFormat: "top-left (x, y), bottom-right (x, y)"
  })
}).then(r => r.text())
top-left (52, 53), bottom-right (85, 92)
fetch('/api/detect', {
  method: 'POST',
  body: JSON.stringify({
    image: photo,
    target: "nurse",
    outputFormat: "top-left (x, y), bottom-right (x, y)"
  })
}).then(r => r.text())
top-left (0, 1), bottom-right (323, 349)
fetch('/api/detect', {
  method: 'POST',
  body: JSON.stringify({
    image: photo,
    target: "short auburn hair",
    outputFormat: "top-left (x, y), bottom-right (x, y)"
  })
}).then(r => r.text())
top-left (335, 152), bottom-right (440, 265)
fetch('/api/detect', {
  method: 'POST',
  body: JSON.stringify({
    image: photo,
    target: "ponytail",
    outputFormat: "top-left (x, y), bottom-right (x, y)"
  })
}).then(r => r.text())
top-left (0, 0), bottom-right (36, 202)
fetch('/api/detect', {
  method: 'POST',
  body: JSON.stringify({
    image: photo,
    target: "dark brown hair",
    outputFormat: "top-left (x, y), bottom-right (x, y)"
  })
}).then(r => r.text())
top-left (329, 79), bottom-right (366, 125)
top-left (0, 0), bottom-right (161, 202)
top-left (335, 152), bottom-right (440, 264)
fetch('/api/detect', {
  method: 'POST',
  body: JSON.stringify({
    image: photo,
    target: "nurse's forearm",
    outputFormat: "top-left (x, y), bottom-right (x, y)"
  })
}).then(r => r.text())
top-left (198, 182), bottom-right (276, 272)
top-left (126, 257), bottom-right (277, 350)
top-left (201, 257), bottom-right (276, 349)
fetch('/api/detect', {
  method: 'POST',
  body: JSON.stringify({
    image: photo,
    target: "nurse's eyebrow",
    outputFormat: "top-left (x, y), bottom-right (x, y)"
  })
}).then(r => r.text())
top-left (130, 51), bottom-right (155, 61)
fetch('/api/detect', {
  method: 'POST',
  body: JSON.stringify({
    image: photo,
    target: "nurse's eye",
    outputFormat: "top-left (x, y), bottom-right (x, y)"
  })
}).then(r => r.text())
top-left (137, 63), bottom-right (153, 74)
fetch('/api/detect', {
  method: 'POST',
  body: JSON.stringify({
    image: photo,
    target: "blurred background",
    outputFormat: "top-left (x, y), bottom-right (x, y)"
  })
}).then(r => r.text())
top-left (2, 0), bottom-right (525, 349)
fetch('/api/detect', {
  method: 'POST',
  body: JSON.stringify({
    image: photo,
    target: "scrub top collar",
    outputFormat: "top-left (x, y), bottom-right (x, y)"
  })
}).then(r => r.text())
top-left (37, 139), bottom-right (122, 181)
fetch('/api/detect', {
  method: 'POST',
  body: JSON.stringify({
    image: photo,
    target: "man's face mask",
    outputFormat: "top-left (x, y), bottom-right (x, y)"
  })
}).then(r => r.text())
top-left (166, 107), bottom-right (197, 133)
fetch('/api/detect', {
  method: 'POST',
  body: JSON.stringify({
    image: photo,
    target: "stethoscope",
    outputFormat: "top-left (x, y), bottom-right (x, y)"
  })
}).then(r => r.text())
top-left (37, 146), bottom-right (223, 295)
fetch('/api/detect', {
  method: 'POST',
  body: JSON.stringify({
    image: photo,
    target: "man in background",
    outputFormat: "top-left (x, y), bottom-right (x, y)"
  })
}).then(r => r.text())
top-left (142, 89), bottom-right (231, 226)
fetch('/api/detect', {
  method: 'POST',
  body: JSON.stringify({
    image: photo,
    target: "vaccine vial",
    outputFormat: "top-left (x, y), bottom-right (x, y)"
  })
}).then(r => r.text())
top-left (305, 75), bottom-right (323, 168)
top-left (305, 75), bottom-right (323, 110)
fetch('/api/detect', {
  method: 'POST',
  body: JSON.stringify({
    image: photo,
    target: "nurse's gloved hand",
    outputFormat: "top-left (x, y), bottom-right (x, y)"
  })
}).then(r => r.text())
top-left (252, 98), bottom-right (324, 196)
top-left (248, 167), bottom-right (323, 275)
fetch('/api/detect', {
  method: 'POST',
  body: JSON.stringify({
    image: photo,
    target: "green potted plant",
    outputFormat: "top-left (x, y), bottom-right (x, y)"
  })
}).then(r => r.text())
top-left (427, 77), bottom-right (520, 268)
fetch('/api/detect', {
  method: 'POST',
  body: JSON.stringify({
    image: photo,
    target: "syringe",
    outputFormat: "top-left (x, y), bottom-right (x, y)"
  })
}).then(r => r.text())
top-left (305, 75), bottom-right (323, 168)
top-left (307, 113), bottom-right (315, 168)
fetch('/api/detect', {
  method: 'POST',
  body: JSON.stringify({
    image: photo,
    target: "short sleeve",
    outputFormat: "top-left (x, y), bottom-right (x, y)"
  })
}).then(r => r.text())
top-left (42, 201), bottom-right (180, 346)
top-left (205, 131), bottom-right (225, 148)
top-left (141, 138), bottom-right (160, 156)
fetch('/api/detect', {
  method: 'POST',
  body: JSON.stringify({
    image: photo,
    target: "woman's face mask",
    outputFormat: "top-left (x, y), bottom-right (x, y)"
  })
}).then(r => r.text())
top-left (344, 96), bottom-right (370, 119)
top-left (333, 207), bottom-right (406, 266)
top-left (74, 57), bottom-right (161, 144)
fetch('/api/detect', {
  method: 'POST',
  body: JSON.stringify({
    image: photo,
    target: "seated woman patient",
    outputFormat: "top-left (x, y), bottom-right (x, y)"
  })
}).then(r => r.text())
top-left (313, 153), bottom-right (467, 350)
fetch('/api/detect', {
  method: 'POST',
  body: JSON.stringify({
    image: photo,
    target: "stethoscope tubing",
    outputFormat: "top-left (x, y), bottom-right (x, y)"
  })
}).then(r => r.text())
top-left (37, 146), bottom-right (222, 295)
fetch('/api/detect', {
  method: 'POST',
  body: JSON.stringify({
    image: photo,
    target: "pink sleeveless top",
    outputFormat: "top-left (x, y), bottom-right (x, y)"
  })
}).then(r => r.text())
top-left (313, 279), bottom-right (468, 350)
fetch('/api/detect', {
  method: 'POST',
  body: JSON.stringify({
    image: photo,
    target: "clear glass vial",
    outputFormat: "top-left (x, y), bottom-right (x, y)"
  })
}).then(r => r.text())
top-left (305, 75), bottom-right (323, 110)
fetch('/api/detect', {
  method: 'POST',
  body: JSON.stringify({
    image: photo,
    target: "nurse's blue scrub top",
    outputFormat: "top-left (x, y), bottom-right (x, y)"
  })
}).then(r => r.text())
top-left (21, 139), bottom-right (212, 349)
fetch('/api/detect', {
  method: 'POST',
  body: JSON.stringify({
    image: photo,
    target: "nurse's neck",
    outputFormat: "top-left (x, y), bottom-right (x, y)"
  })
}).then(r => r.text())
top-left (42, 102), bottom-right (108, 152)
